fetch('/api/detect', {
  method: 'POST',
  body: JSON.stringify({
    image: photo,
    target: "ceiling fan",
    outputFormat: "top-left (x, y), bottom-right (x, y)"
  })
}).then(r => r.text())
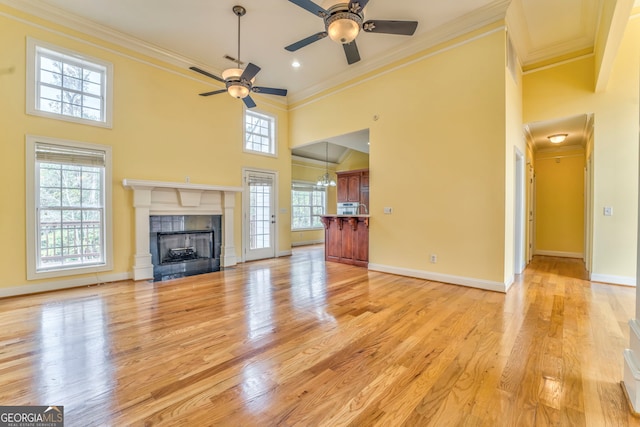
top-left (190, 5), bottom-right (287, 109)
top-left (285, 0), bottom-right (418, 65)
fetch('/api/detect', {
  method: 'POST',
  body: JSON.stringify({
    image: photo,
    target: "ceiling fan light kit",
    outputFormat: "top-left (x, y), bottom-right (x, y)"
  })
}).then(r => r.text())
top-left (286, 0), bottom-right (418, 65)
top-left (326, 9), bottom-right (363, 44)
top-left (189, 5), bottom-right (287, 108)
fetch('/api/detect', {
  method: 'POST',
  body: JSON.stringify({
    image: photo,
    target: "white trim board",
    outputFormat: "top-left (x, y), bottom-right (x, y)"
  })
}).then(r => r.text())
top-left (0, 271), bottom-right (131, 298)
top-left (590, 273), bottom-right (636, 287)
top-left (534, 250), bottom-right (584, 259)
top-left (368, 263), bottom-right (509, 293)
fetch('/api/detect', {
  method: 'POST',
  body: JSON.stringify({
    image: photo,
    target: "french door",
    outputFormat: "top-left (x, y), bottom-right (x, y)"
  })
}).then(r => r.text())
top-left (243, 169), bottom-right (276, 261)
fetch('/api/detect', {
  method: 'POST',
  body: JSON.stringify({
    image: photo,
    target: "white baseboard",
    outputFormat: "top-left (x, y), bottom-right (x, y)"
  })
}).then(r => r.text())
top-left (292, 239), bottom-right (324, 247)
top-left (534, 250), bottom-right (583, 259)
top-left (367, 263), bottom-right (508, 293)
top-left (278, 250), bottom-right (293, 257)
top-left (590, 273), bottom-right (636, 287)
top-left (0, 271), bottom-right (132, 298)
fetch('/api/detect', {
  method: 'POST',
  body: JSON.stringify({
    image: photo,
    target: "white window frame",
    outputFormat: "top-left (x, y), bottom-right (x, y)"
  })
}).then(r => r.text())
top-left (26, 135), bottom-right (113, 280)
top-left (243, 108), bottom-right (277, 157)
top-left (291, 181), bottom-right (327, 231)
top-left (26, 38), bottom-right (113, 128)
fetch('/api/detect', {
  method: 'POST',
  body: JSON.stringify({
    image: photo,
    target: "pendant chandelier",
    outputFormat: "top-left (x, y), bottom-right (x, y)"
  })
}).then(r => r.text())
top-left (317, 141), bottom-right (336, 187)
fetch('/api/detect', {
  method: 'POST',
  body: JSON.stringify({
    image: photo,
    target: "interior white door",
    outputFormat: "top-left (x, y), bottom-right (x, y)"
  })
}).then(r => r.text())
top-left (244, 170), bottom-right (276, 261)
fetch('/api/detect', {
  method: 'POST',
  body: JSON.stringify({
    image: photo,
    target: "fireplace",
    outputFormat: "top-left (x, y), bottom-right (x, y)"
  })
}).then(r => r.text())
top-left (122, 179), bottom-right (242, 281)
top-left (150, 215), bottom-right (221, 281)
top-left (159, 231), bottom-right (209, 263)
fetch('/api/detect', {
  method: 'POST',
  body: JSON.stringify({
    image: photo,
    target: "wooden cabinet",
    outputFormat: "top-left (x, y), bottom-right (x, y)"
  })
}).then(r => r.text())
top-left (337, 169), bottom-right (369, 204)
top-left (321, 216), bottom-right (369, 267)
top-left (347, 175), bottom-right (361, 202)
top-left (337, 175), bottom-right (349, 202)
top-left (360, 170), bottom-right (369, 211)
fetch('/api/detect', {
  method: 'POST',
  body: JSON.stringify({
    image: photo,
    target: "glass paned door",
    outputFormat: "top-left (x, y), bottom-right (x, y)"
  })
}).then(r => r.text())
top-left (244, 170), bottom-right (276, 261)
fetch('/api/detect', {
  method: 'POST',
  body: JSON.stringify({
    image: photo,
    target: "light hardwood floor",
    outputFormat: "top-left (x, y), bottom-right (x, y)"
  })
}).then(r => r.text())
top-left (1, 246), bottom-right (638, 426)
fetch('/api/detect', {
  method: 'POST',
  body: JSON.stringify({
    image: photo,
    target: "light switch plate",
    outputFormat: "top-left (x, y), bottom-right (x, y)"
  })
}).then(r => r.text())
top-left (604, 206), bottom-right (613, 216)
top-left (384, 207), bottom-right (393, 214)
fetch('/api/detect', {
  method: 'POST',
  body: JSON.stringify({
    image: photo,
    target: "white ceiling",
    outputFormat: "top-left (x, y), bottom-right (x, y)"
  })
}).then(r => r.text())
top-left (6, 0), bottom-right (607, 103)
top-left (6, 0), bottom-right (630, 156)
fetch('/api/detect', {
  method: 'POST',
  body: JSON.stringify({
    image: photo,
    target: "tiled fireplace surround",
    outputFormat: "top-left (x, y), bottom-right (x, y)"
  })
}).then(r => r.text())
top-left (122, 179), bottom-right (243, 281)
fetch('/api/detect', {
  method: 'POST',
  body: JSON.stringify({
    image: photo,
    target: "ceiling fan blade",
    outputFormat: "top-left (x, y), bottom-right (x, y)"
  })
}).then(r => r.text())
top-left (199, 89), bottom-right (227, 97)
top-left (253, 87), bottom-right (288, 96)
top-left (243, 95), bottom-right (257, 108)
top-left (241, 63), bottom-right (261, 81)
top-left (348, 0), bottom-right (370, 13)
top-left (363, 20), bottom-right (418, 36)
top-left (343, 41), bottom-right (361, 65)
top-left (289, 0), bottom-right (329, 17)
top-left (285, 32), bottom-right (328, 52)
top-left (189, 66), bottom-right (225, 83)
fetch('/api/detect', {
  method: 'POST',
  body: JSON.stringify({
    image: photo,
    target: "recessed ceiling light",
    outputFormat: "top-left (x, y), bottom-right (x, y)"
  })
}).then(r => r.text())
top-left (292, 60), bottom-right (301, 68)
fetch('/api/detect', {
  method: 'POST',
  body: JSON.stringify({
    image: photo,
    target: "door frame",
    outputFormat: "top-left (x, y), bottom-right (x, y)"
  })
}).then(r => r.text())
top-left (526, 161), bottom-right (535, 264)
top-left (514, 147), bottom-right (526, 274)
top-left (242, 167), bottom-right (279, 262)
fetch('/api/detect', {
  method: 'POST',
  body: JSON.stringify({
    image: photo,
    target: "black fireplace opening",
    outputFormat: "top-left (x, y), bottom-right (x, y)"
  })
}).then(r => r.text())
top-left (150, 215), bottom-right (221, 281)
top-left (158, 230), bottom-right (213, 264)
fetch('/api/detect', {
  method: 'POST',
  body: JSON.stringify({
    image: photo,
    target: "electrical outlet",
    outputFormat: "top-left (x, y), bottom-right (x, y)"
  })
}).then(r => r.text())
top-left (430, 254), bottom-right (437, 263)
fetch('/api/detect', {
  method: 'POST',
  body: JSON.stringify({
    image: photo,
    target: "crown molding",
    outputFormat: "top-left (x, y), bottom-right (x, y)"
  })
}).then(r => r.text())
top-left (292, 155), bottom-right (339, 167)
top-left (0, 0), bottom-right (208, 70)
top-left (288, 0), bottom-right (510, 104)
top-left (0, 0), bottom-right (289, 108)
top-left (507, 0), bottom-right (600, 66)
top-left (535, 144), bottom-right (586, 155)
top-left (2, 0), bottom-right (508, 106)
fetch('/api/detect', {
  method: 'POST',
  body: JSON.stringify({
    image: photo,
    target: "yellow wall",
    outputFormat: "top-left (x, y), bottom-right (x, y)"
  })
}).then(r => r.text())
top-left (290, 24), bottom-right (510, 285)
top-left (0, 4), bottom-right (291, 290)
top-left (534, 150), bottom-right (585, 255)
top-left (523, 15), bottom-right (639, 280)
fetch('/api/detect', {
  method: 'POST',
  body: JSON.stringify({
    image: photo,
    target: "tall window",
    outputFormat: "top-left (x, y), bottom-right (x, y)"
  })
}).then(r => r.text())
top-left (292, 182), bottom-right (326, 230)
top-left (27, 38), bottom-right (113, 128)
top-left (26, 136), bottom-right (112, 279)
top-left (244, 110), bottom-right (276, 155)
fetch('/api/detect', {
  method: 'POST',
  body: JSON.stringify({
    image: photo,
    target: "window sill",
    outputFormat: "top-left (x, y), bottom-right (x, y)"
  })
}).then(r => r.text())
top-left (28, 262), bottom-right (113, 281)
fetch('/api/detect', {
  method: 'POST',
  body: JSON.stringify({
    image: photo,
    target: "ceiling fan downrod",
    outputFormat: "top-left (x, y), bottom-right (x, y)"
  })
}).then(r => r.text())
top-left (233, 5), bottom-right (246, 66)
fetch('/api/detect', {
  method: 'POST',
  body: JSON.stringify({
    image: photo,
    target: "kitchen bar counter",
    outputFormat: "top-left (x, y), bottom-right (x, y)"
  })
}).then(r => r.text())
top-left (320, 215), bottom-right (369, 267)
